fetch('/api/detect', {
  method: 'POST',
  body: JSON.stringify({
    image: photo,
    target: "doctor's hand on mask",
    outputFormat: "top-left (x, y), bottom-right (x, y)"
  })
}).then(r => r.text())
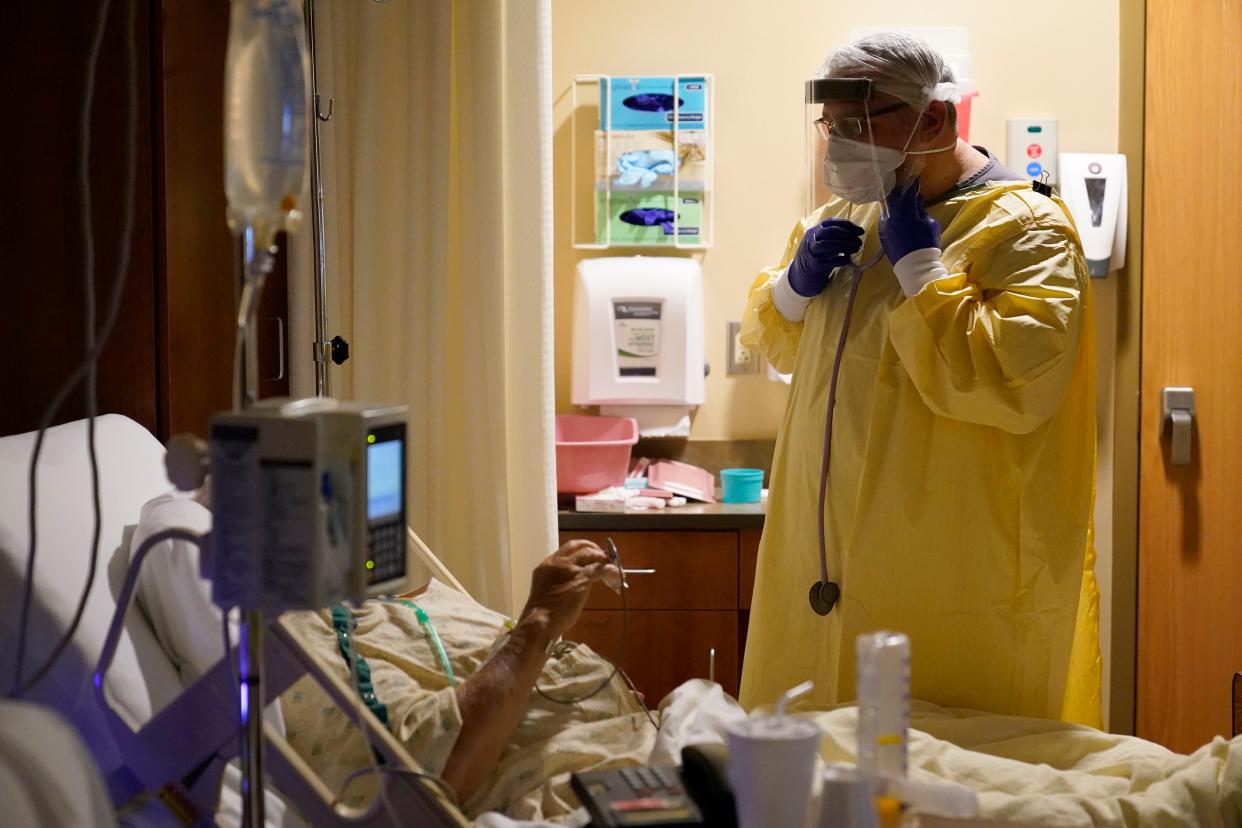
top-left (879, 180), bottom-right (941, 264)
top-left (787, 218), bottom-right (865, 297)
top-left (520, 540), bottom-right (622, 643)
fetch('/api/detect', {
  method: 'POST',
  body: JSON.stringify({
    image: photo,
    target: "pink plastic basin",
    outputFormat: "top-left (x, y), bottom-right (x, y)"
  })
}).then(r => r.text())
top-left (555, 414), bottom-right (639, 494)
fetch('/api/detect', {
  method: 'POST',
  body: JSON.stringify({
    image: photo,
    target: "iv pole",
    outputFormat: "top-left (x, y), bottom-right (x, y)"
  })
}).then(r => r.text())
top-left (233, 10), bottom-right (328, 815)
top-left (234, 2), bottom-right (332, 817)
top-left (229, 1), bottom-right (376, 822)
top-left (306, 0), bottom-right (333, 398)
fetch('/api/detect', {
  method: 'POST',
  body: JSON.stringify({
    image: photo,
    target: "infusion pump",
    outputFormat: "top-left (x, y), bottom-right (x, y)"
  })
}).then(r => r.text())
top-left (207, 398), bottom-right (408, 610)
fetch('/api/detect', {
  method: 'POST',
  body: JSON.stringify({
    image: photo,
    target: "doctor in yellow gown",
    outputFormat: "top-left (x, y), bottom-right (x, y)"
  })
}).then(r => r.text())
top-left (740, 32), bottom-right (1101, 725)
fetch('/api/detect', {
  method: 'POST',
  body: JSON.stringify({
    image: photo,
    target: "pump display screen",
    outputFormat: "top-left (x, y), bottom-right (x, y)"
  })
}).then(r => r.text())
top-left (367, 435), bottom-right (403, 521)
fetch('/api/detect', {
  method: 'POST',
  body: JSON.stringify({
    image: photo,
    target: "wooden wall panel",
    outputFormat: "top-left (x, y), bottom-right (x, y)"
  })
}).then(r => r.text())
top-left (157, 0), bottom-right (242, 439)
top-left (4, 0), bottom-right (292, 442)
top-left (2, 0), bottom-right (158, 438)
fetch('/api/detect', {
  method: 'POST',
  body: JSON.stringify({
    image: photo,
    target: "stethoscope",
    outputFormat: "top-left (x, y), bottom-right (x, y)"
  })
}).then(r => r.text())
top-left (807, 242), bottom-right (885, 616)
top-left (804, 93), bottom-right (959, 616)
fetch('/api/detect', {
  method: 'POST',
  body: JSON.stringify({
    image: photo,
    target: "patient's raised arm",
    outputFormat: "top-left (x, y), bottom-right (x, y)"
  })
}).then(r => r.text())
top-left (439, 540), bottom-right (619, 801)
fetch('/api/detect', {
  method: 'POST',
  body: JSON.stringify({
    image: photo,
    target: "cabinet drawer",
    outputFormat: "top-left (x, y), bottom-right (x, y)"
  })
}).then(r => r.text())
top-left (569, 610), bottom-right (739, 703)
top-left (559, 530), bottom-right (738, 610)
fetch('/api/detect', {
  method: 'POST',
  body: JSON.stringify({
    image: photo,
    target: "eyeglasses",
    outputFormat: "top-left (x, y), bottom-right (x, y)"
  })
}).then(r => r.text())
top-left (813, 101), bottom-right (907, 141)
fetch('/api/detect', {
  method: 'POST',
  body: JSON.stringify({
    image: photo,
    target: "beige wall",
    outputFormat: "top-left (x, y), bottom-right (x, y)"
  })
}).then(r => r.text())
top-left (552, 0), bottom-right (1128, 726)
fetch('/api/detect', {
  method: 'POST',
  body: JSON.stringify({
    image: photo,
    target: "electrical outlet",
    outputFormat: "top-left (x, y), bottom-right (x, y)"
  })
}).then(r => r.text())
top-left (727, 321), bottom-right (759, 375)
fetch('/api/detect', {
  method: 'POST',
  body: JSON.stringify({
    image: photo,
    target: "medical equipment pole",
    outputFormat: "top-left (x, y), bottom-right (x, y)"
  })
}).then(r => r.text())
top-left (224, 1), bottom-right (316, 822)
top-left (304, 0), bottom-right (332, 397)
top-left (239, 610), bottom-right (266, 827)
top-left (235, 234), bottom-right (269, 828)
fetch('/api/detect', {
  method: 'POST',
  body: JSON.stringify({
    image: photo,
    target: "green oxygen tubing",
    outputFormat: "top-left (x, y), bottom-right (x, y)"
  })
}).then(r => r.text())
top-left (393, 598), bottom-right (457, 687)
top-left (331, 598), bottom-right (457, 725)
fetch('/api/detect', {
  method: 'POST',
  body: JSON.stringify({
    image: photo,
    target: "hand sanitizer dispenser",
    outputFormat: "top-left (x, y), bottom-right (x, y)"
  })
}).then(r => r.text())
top-left (572, 257), bottom-right (705, 437)
top-left (1058, 153), bottom-right (1127, 277)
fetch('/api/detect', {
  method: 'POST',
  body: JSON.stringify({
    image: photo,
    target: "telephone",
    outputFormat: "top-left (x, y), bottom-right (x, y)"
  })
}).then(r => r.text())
top-left (570, 743), bottom-right (737, 828)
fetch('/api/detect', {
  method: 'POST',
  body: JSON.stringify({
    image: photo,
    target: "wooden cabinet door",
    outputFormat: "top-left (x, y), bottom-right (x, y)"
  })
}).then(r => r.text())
top-left (739, 528), bottom-right (760, 611)
top-left (739, 528), bottom-right (761, 677)
top-left (1138, 0), bottom-right (1242, 752)
top-left (570, 610), bottom-right (739, 703)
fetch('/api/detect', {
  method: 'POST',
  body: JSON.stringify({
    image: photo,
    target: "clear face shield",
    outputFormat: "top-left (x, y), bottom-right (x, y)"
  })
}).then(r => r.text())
top-left (805, 77), bottom-right (880, 216)
top-left (805, 77), bottom-right (958, 217)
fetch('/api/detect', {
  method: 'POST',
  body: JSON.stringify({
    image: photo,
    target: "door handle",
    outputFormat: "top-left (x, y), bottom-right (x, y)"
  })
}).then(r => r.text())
top-left (260, 316), bottom-right (286, 381)
top-left (1160, 387), bottom-right (1195, 466)
top-left (708, 647), bottom-right (716, 684)
top-left (272, 316), bottom-right (285, 381)
top-left (621, 568), bottom-right (656, 576)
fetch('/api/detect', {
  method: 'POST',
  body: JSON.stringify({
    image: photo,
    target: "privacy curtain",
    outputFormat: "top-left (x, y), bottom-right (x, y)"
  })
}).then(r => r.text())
top-left (289, 0), bottom-right (556, 614)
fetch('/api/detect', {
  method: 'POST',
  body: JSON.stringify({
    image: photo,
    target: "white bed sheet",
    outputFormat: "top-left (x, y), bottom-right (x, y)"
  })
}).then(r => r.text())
top-left (474, 680), bottom-right (1242, 828)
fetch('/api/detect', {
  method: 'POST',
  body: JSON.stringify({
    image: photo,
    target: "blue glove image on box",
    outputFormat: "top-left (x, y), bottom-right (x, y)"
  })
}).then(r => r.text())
top-left (623, 93), bottom-right (682, 113)
top-left (616, 150), bottom-right (678, 187)
top-left (600, 77), bottom-right (707, 131)
top-left (597, 192), bottom-right (703, 244)
top-left (619, 207), bottom-right (677, 229)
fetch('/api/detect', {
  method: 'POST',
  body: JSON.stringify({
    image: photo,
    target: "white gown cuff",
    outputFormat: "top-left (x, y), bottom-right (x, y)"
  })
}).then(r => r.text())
top-left (772, 266), bottom-right (814, 323)
top-left (892, 248), bottom-right (949, 298)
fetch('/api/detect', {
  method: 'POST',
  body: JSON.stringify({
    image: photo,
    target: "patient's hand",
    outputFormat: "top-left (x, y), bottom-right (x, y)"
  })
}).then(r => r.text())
top-left (444, 540), bottom-right (621, 802)
top-left (521, 540), bottom-right (621, 642)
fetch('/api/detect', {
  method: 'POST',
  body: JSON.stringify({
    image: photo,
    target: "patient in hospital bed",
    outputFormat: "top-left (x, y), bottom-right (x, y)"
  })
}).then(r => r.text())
top-left (278, 539), bottom-right (655, 822)
top-left (132, 490), bottom-right (1242, 827)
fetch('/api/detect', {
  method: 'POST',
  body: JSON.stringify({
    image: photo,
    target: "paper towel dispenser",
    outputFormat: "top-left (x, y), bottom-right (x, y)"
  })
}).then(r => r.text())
top-left (1058, 153), bottom-right (1127, 278)
top-left (571, 256), bottom-right (704, 436)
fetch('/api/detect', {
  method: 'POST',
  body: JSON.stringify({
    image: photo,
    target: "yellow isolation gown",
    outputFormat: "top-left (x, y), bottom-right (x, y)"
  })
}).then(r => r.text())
top-left (740, 180), bottom-right (1102, 726)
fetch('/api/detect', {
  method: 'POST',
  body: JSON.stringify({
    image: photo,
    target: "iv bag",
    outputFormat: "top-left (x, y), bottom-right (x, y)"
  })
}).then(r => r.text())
top-left (224, 0), bottom-right (310, 247)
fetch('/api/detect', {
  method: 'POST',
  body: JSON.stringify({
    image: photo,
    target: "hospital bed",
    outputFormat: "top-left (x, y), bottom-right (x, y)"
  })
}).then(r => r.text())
top-left (0, 414), bottom-right (468, 827)
top-left (4, 415), bottom-right (1242, 828)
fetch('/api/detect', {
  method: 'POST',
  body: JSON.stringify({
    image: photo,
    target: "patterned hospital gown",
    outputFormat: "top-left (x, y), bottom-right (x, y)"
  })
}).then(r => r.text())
top-left (279, 578), bottom-right (656, 821)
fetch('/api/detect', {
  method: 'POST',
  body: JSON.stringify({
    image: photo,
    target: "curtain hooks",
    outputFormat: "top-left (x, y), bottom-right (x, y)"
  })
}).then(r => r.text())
top-left (315, 94), bottom-right (334, 122)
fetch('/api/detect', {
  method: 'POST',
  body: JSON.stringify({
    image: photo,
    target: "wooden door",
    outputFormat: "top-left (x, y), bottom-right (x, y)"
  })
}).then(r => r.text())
top-left (156, 0), bottom-right (290, 438)
top-left (1138, 0), bottom-right (1242, 752)
top-left (3, 0), bottom-right (290, 442)
top-left (2, 0), bottom-right (160, 438)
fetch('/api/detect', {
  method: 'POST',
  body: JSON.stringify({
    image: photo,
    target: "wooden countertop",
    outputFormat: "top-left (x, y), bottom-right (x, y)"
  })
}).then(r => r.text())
top-left (558, 496), bottom-right (766, 531)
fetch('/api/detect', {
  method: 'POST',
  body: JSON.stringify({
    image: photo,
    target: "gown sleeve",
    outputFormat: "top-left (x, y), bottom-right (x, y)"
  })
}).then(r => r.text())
top-left (740, 218), bottom-right (811, 375)
top-left (887, 217), bottom-right (1090, 435)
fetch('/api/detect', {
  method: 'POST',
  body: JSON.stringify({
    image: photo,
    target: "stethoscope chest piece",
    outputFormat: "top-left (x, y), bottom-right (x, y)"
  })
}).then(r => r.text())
top-left (809, 580), bottom-right (840, 616)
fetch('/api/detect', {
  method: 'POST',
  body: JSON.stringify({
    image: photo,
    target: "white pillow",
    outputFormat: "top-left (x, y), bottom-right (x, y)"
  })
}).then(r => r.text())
top-left (130, 490), bottom-right (285, 735)
top-left (130, 490), bottom-right (219, 685)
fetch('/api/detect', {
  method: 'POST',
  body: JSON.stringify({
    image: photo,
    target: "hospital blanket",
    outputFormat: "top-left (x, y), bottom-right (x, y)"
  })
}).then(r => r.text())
top-left (279, 579), bottom-right (655, 822)
top-left (483, 682), bottom-right (1242, 827)
top-left (644, 683), bottom-right (1242, 828)
top-left (278, 582), bottom-right (1242, 827)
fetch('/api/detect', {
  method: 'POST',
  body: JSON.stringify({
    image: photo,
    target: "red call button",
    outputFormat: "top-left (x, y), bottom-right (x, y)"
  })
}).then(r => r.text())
top-left (1027, 144), bottom-right (1043, 159)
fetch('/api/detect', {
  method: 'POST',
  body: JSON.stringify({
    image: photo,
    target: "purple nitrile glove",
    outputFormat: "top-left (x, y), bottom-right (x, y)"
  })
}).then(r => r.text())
top-left (786, 218), bottom-right (865, 298)
top-left (879, 180), bottom-right (941, 264)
